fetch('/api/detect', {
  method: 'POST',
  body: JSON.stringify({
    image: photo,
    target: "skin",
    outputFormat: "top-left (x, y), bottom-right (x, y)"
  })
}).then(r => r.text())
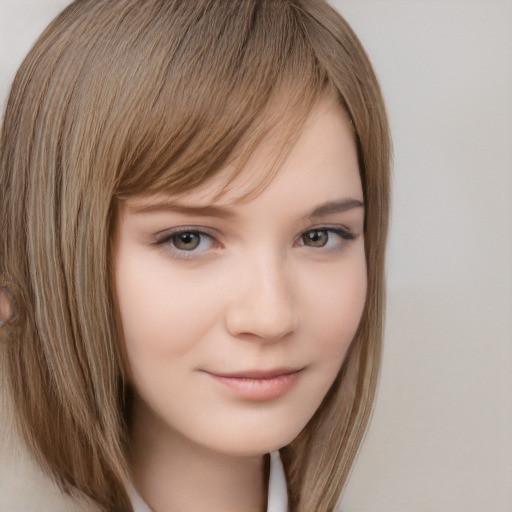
top-left (114, 95), bottom-right (367, 512)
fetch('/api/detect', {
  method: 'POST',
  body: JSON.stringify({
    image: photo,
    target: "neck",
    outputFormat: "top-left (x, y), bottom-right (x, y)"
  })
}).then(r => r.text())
top-left (129, 398), bottom-right (267, 512)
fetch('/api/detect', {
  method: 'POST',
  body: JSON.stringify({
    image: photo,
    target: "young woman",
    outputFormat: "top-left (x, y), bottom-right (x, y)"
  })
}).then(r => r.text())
top-left (0, 1), bottom-right (390, 511)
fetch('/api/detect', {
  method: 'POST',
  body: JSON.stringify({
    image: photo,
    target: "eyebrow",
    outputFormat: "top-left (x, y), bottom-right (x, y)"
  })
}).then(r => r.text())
top-left (130, 201), bottom-right (237, 218)
top-left (305, 198), bottom-right (364, 220)
top-left (130, 198), bottom-right (364, 219)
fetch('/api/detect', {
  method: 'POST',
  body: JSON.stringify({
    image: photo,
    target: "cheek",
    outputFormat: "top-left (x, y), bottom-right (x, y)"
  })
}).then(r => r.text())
top-left (302, 252), bottom-right (367, 363)
top-left (115, 250), bottom-right (220, 363)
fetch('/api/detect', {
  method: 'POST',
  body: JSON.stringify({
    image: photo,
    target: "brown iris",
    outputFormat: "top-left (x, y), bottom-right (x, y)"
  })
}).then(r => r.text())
top-left (172, 232), bottom-right (202, 251)
top-left (302, 230), bottom-right (328, 247)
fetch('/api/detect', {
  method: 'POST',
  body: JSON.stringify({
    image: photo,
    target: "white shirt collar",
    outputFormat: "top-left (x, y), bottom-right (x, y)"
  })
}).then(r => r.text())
top-left (267, 451), bottom-right (288, 512)
top-left (129, 450), bottom-right (288, 512)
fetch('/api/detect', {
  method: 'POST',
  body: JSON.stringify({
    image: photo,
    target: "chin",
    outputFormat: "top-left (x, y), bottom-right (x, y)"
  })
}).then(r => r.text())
top-left (194, 414), bottom-right (310, 458)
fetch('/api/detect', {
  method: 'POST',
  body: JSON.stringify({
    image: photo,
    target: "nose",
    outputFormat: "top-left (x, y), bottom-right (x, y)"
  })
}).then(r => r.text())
top-left (225, 255), bottom-right (299, 342)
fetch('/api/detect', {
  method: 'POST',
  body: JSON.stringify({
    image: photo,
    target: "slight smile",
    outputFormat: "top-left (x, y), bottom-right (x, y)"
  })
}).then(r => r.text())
top-left (202, 368), bottom-right (304, 401)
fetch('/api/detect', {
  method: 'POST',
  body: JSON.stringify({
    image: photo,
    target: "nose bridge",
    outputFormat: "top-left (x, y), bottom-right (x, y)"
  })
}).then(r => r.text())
top-left (225, 248), bottom-right (298, 341)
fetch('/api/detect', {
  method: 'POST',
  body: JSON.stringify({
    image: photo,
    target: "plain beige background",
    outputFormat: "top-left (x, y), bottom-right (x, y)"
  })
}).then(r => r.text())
top-left (1, 1), bottom-right (511, 511)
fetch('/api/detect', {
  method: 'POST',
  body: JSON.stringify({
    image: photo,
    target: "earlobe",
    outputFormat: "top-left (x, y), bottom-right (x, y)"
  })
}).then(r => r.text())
top-left (0, 284), bottom-right (18, 326)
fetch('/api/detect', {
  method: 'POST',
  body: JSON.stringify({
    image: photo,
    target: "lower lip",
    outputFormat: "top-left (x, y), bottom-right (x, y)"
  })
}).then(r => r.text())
top-left (207, 371), bottom-right (301, 401)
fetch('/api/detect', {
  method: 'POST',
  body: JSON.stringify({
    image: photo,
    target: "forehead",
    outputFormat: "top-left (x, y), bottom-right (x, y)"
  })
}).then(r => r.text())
top-left (125, 94), bottom-right (360, 213)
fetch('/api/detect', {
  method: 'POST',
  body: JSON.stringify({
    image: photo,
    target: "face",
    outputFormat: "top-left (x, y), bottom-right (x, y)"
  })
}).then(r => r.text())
top-left (114, 95), bottom-right (367, 457)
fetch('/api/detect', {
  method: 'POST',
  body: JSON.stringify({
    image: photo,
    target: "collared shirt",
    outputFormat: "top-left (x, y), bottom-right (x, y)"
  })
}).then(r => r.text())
top-left (129, 450), bottom-right (288, 512)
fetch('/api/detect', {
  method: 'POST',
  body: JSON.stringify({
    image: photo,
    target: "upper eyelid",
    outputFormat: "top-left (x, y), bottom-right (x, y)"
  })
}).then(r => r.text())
top-left (301, 223), bottom-right (352, 233)
top-left (295, 223), bottom-right (355, 240)
top-left (154, 223), bottom-right (352, 237)
top-left (154, 225), bottom-right (218, 242)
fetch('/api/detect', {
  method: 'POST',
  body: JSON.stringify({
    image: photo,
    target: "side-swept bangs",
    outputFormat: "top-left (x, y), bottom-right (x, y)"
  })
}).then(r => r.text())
top-left (0, 1), bottom-right (390, 511)
top-left (52, 1), bottom-right (328, 204)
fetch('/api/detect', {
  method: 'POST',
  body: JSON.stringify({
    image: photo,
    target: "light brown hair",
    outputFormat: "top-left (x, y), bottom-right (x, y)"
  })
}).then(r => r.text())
top-left (0, 1), bottom-right (390, 511)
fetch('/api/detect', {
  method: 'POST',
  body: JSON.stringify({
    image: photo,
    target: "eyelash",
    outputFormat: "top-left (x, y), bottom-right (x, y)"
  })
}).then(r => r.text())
top-left (154, 225), bottom-right (355, 260)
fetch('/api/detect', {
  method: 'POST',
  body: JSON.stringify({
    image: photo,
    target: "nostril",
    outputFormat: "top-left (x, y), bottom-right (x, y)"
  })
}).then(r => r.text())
top-left (0, 285), bottom-right (17, 325)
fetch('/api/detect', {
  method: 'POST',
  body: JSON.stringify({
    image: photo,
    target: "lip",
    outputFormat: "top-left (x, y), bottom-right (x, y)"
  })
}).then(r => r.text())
top-left (204, 368), bottom-right (303, 401)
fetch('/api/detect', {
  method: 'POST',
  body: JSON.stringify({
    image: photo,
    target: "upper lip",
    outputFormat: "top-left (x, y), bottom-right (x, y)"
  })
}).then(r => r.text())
top-left (204, 367), bottom-right (303, 379)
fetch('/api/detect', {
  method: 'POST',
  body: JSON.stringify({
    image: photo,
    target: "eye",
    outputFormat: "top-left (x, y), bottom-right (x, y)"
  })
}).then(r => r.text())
top-left (301, 230), bottom-right (329, 247)
top-left (299, 227), bottom-right (354, 249)
top-left (155, 228), bottom-right (218, 257)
